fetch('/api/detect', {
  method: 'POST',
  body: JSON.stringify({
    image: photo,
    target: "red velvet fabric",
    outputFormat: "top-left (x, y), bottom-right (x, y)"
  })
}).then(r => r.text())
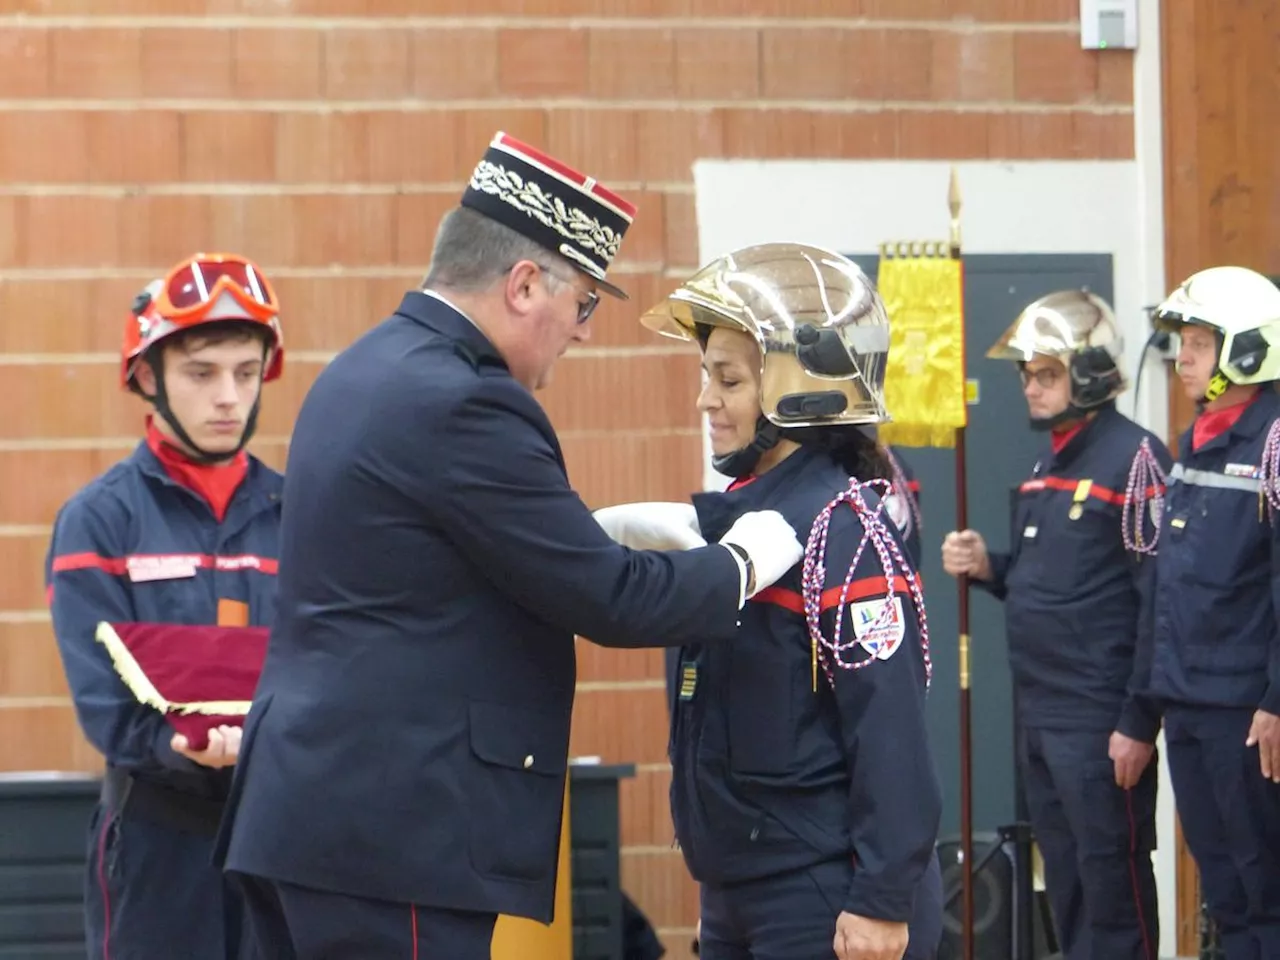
top-left (103, 621), bottom-right (269, 750)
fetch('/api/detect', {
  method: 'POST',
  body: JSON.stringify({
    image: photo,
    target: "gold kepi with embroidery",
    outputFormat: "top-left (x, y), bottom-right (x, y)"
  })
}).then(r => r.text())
top-left (460, 131), bottom-right (637, 300)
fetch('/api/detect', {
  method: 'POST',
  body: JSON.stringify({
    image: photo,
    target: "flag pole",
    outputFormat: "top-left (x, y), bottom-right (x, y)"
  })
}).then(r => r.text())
top-left (948, 167), bottom-right (975, 960)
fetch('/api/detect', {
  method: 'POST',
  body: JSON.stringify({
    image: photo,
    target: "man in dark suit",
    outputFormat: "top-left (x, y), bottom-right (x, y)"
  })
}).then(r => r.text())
top-left (214, 131), bottom-right (804, 959)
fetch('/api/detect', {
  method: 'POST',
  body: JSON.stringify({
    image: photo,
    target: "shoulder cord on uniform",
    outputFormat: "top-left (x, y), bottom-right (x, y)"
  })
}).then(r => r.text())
top-left (801, 477), bottom-right (931, 693)
top-left (884, 448), bottom-right (922, 541)
top-left (1121, 437), bottom-right (1168, 556)
top-left (1258, 419), bottom-right (1280, 521)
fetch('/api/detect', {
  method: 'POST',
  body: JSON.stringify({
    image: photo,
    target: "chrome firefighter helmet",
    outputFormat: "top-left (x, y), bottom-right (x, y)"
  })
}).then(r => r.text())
top-left (641, 241), bottom-right (890, 429)
top-left (988, 288), bottom-right (1127, 411)
top-left (1153, 265), bottom-right (1280, 401)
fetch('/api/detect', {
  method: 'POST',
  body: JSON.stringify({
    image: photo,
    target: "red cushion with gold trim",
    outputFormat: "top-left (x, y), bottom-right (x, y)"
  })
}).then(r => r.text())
top-left (95, 621), bottom-right (269, 751)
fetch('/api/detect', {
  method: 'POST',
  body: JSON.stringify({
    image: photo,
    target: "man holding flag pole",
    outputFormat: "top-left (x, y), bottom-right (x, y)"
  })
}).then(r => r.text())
top-left (934, 268), bottom-right (1168, 957)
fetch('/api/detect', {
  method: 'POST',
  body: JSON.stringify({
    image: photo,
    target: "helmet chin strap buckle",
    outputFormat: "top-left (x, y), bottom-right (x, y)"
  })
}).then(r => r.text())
top-left (1202, 371), bottom-right (1231, 404)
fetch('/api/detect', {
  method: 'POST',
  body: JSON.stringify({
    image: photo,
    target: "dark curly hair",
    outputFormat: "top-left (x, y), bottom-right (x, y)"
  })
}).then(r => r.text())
top-left (781, 425), bottom-right (892, 483)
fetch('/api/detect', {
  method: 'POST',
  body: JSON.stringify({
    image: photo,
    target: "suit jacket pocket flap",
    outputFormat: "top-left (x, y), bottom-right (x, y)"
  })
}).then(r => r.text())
top-left (468, 700), bottom-right (567, 777)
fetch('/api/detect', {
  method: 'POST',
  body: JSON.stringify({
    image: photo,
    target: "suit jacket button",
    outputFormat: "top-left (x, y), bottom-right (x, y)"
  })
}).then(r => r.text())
top-left (523, 754), bottom-right (534, 769)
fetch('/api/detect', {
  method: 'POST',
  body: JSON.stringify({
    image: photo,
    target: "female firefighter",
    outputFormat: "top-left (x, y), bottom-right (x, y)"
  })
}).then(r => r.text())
top-left (597, 243), bottom-right (943, 960)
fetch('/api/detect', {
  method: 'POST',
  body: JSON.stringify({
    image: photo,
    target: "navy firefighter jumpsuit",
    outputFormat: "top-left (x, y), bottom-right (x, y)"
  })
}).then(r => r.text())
top-left (975, 403), bottom-right (1169, 960)
top-left (1149, 389), bottom-right (1280, 960)
top-left (669, 445), bottom-right (943, 959)
top-left (46, 437), bottom-right (282, 960)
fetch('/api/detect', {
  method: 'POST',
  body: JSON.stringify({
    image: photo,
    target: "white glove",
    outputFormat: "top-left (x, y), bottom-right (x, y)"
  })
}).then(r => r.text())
top-left (592, 502), bottom-right (706, 551)
top-left (718, 509), bottom-right (804, 602)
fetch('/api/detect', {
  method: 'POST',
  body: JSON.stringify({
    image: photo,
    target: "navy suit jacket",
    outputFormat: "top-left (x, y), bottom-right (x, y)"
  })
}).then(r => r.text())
top-left (216, 291), bottom-right (742, 922)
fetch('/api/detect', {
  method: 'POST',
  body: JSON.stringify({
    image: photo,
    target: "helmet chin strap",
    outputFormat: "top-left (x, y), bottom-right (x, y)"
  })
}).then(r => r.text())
top-left (712, 416), bottom-right (781, 479)
top-left (1028, 406), bottom-right (1087, 433)
top-left (147, 361), bottom-right (262, 466)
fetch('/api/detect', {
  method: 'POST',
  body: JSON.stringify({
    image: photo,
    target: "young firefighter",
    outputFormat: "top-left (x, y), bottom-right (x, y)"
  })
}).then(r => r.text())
top-left (45, 253), bottom-right (286, 960)
top-left (1149, 265), bottom-right (1280, 959)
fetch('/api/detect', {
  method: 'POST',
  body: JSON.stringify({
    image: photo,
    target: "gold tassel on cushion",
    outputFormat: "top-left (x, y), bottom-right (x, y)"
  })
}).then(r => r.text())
top-left (94, 621), bottom-right (253, 717)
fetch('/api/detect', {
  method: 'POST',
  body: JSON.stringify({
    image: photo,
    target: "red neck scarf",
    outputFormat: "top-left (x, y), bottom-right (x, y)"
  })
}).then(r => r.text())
top-left (1192, 395), bottom-right (1256, 451)
top-left (145, 418), bottom-right (248, 522)
top-left (1050, 422), bottom-right (1086, 455)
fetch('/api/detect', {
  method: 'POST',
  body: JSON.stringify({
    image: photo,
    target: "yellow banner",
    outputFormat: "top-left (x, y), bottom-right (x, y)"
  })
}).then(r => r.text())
top-left (876, 252), bottom-right (967, 448)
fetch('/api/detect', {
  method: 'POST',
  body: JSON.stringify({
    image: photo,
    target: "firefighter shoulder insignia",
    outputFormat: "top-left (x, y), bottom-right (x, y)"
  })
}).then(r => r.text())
top-left (850, 596), bottom-right (906, 661)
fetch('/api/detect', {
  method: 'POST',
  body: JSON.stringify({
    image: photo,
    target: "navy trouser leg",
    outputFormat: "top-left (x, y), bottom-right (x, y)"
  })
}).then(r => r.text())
top-left (84, 801), bottom-right (245, 960)
top-left (701, 856), bottom-right (941, 960)
top-left (229, 872), bottom-right (497, 960)
top-left (1018, 726), bottom-right (1158, 960)
top-left (1165, 707), bottom-right (1280, 960)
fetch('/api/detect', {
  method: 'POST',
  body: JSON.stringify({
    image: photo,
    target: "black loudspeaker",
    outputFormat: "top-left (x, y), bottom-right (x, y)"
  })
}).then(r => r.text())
top-left (936, 826), bottom-right (1061, 960)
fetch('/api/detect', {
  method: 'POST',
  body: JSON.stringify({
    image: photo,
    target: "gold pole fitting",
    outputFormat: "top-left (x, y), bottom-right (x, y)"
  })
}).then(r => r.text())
top-left (948, 166), bottom-right (963, 258)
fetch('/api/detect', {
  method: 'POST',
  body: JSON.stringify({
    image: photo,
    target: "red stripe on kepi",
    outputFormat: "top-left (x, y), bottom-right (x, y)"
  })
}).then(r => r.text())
top-left (491, 132), bottom-right (638, 221)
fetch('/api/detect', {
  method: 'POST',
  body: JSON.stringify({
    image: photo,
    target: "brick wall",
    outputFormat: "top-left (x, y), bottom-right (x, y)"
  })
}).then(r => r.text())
top-left (0, 2), bottom-right (1132, 953)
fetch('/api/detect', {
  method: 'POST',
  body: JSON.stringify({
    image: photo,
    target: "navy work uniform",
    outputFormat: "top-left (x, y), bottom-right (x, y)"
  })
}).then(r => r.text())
top-left (46, 435), bottom-right (282, 960)
top-left (667, 445), bottom-right (932, 957)
top-left (670, 447), bottom-right (942, 960)
top-left (1150, 389), bottom-right (1280, 958)
top-left (216, 292), bottom-right (748, 958)
top-left (977, 403), bottom-right (1169, 960)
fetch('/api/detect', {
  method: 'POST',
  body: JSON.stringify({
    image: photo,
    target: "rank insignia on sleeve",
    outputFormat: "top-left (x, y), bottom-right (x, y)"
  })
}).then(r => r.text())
top-left (679, 662), bottom-right (698, 700)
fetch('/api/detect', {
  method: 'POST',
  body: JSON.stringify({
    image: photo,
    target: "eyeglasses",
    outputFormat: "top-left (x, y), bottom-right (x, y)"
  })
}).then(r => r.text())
top-left (570, 287), bottom-right (600, 325)
top-left (526, 262), bottom-right (599, 325)
top-left (1019, 366), bottom-right (1062, 389)
top-left (547, 267), bottom-right (599, 325)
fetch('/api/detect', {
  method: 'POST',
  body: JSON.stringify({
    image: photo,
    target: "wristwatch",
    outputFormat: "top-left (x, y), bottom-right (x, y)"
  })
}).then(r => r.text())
top-left (725, 543), bottom-right (756, 596)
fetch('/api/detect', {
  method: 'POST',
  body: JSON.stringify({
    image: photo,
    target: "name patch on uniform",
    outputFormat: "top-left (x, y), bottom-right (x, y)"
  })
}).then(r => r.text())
top-left (1224, 463), bottom-right (1261, 479)
top-left (126, 554), bottom-right (200, 583)
top-left (851, 596), bottom-right (905, 661)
